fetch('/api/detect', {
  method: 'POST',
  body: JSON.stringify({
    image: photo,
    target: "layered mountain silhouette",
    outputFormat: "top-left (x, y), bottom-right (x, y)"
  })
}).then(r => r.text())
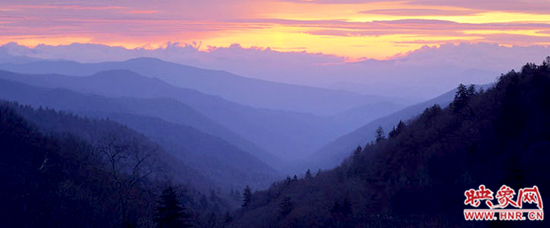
top-left (0, 69), bottom-right (401, 162)
top-left (0, 77), bottom-right (279, 190)
top-left (0, 57), bottom-right (405, 115)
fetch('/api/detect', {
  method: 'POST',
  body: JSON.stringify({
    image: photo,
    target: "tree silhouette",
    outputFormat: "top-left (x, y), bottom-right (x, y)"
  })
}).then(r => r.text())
top-left (451, 83), bottom-right (476, 112)
top-left (305, 169), bottom-right (313, 180)
top-left (154, 186), bottom-right (191, 228)
top-left (389, 121), bottom-right (406, 139)
top-left (96, 133), bottom-right (159, 226)
top-left (279, 196), bottom-right (293, 218)
top-left (242, 185), bottom-right (252, 209)
top-left (353, 146), bottom-right (362, 156)
top-left (375, 126), bottom-right (385, 142)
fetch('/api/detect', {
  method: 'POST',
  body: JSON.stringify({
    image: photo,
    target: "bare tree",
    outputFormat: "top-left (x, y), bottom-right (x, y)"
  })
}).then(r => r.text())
top-left (96, 132), bottom-right (160, 227)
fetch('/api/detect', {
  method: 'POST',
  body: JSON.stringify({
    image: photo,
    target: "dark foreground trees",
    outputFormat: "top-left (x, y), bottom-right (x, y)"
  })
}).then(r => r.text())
top-left (242, 185), bottom-right (252, 209)
top-left (0, 102), bottom-right (232, 227)
top-left (155, 186), bottom-right (192, 228)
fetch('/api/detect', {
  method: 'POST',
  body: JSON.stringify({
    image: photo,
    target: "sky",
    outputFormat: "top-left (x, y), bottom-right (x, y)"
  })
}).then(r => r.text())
top-left (1, 0), bottom-right (550, 60)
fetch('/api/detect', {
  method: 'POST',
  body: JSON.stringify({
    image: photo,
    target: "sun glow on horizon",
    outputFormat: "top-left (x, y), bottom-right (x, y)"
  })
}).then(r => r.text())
top-left (0, 0), bottom-right (549, 59)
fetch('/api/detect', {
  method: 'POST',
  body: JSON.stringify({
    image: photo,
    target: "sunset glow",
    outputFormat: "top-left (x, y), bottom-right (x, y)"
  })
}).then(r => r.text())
top-left (1, 0), bottom-right (549, 59)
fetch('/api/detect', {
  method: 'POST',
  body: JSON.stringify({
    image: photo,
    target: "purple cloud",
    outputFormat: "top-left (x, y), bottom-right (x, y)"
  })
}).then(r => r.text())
top-left (360, 8), bottom-right (480, 16)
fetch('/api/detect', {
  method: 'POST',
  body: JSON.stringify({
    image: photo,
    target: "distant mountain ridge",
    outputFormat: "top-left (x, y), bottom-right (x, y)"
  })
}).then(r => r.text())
top-left (0, 69), bottom-right (304, 163)
top-left (0, 57), bottom-right (405, 115)
top-left (0, 69), bottom-right (393, 162)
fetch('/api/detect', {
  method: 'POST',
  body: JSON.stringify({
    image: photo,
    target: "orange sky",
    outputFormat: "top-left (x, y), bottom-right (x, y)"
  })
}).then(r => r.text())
top-left (1, 0), bottom-right (549, 59)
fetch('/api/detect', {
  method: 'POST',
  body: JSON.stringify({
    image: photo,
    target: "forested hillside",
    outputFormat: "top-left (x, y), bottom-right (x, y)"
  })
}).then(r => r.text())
top-left (0, 78), bottom-right (280, 189)
top-left (230, 58), bottom-right (550, 227)
top-left (0, 72), bottom-right (280, 168)
top-left (0, 103), bottom-right (234, 227)
top-left (83, 111), bottom-right (280, 190)
top-left (307, 86), bottom-right (460, 170)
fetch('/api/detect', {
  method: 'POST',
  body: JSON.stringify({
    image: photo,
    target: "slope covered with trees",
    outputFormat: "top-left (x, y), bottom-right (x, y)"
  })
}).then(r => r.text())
top-left (85, 111), bottom-right (280, 190)
top-left (230, 58), bottom-right (550, 227)
top-left (0, 78), bottom-right (280, 189)
top-left (0, 102), bottom-right (233, 227)
top-left (307, 83), bottom-right (492, 171)
top-left (0, 72), bottom-right (280, 168)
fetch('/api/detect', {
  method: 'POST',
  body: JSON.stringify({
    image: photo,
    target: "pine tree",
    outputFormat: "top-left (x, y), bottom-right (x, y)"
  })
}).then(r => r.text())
top-left (305, 169), bottom-right (313, 180)
top-left (452, 83), bottom-right (470, 112)
top-left (389, 120), bottom-right (406, 139)
top-left (223, 211), bottom-right (233, 224)
top-left (242, 185), bottom-right (252, 208)
top-left (154, 186), bottom-right (191, 228)
top-left (353, 146), bottom-right (362, 156)
top-left (375, 126), bottom-right (385, 142)
top-left (279, 196), bottom-right (293, 218)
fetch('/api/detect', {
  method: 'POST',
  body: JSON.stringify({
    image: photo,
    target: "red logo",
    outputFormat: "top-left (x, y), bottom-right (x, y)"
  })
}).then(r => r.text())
top-left (464, 185), bottom-right (544, 221)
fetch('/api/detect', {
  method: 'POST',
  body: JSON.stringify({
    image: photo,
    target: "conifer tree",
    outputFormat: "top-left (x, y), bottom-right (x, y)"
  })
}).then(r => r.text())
top-left (305, 169), bottom-right (313, 179)
top-left (279, 196), bottom-right (293, 217)
top-left (375, 126), bottom-right (385, 142)
top-left (154, 186), bottom-right (191, 228)
top-left (353, 146), bottom-right (362, 156)
top-left (452, 83), bottom-right (470, 112)
top-left (242, 185), bottom-right (252, 208)
top-left (389, 121), bottom-right (406, 139)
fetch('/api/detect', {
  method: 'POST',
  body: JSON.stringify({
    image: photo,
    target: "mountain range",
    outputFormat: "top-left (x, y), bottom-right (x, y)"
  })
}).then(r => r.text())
top-left (0, 57), bottom-right (407, 115)
top-left (0, 67), bottom-right (403, 162)
top-left (0, 77), bottom-right (280, 190)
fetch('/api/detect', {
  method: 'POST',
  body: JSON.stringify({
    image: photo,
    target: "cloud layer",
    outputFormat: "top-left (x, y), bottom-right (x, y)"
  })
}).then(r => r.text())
top-left (0, 0), bottom-right (549, 58)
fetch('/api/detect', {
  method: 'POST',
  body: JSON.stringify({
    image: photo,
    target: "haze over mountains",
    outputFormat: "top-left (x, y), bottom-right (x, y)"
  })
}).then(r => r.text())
top-left (0, 57), bottom-right (405, 115)
top-left (0, 49), bottom-right (516, 174)
top-left (0, 77), bottom-right (280, 189)
top-left (0, 59), bottom-right (405, 162)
